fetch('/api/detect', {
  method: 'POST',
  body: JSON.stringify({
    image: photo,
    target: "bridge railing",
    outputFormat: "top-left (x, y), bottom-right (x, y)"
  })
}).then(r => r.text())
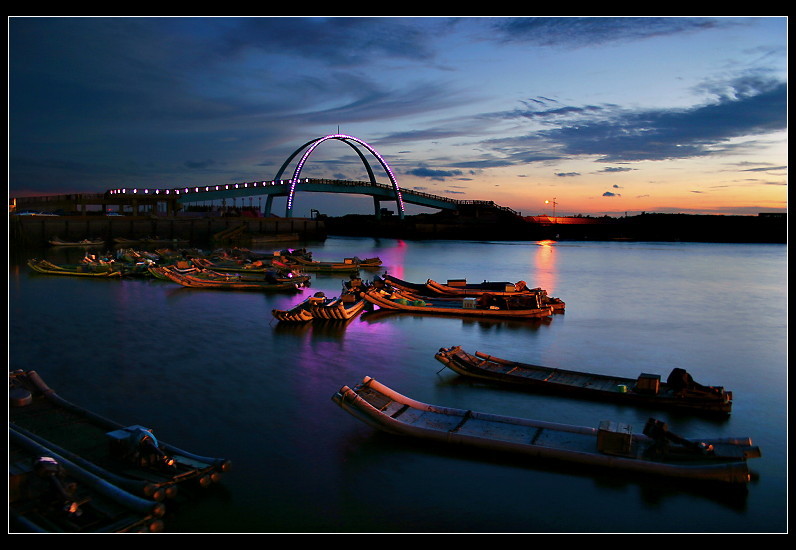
top-left (310, 179), bottom-right (520, 215)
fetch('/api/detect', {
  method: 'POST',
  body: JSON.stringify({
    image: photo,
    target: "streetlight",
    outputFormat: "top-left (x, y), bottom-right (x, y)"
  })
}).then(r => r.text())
top-left (545, 198), bottom-right (557, 218)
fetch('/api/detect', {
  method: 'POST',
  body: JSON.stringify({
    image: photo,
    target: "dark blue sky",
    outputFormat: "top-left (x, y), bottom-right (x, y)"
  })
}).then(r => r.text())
top-left (9, 17), bottom-right (787, 216)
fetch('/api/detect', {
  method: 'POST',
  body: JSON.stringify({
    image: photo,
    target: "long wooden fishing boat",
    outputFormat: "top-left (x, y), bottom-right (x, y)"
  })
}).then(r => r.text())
top-left (435, 346), bottom-right (733, 415)
top-left (9, 370), bottom-right (231, 502)
top-left (155, 266), bottom-right (307, 291)
top-left (190, 257), bottom-right (277, 274)
top-left (332, 377), bottom-right (760, 486)
top-left (10, 427), bottom-right (166, 533)
top-left (27, 259), bottom-right (123, 278)
top-left (280, 252), bottom-right (383, 272)
top-left (363, 287), bottom-right (553, 320)
top-left (383, 274), bottom-right (522, 296)
top-left (49, 237), bottom-right (105, 247)
top-left (382, 274), bottom-right (565, 311)
top-left (198, 266), bottom-right (309, 286)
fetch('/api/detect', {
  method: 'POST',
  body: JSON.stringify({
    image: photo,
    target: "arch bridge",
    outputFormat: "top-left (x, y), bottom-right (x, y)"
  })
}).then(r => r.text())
top-left (107, 134), bottom-right (519, 219)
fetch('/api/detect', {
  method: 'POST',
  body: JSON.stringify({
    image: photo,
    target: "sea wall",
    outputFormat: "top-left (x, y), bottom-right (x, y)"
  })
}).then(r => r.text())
top-left (9, 215), bottom-right (327, 247)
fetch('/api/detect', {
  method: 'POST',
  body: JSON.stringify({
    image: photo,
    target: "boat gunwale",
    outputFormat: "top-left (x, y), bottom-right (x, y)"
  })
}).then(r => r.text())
top-left (364, 288), bottom-right (553, 319)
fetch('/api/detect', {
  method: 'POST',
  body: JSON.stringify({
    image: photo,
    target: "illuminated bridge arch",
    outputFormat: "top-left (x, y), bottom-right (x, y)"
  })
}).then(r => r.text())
top-left (274, 134), bottom-right (405, 219)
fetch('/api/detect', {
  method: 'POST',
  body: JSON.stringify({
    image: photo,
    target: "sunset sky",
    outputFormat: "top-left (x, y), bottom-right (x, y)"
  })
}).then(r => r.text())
top-left (9, 16), bottom-right (787, 217)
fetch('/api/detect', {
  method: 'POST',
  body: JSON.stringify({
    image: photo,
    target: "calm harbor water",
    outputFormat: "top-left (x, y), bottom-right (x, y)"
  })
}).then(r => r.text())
top-left (8, 237), bottom-right (787, 533)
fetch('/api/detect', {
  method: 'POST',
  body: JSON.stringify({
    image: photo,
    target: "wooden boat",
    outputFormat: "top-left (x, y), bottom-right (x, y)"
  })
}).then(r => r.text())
top-left (363, 287), bottom-right (553, 320)
top-left (310, 293), bottom-right (368, 321)
top-left (383, 274), bottom-right (521, 296)
top-left (147, 260), bottom-right (204, 280)
top-left (272, 293), bottom-right (332, 322)
top-left (27, 259), bottom-right (122, 278)
top-left (382, 274), bottom-right (565, 311)
top-left (332, 377), bottom-right (760, 486)
top-left (49, 237), bottom-right (105, 247)
top-left (155, 266), bottom-right (307, 292)
top-left (190, 257), bottom-right (277, 274)
top-left (435, 346), bottom-right (733, 415)
top-left (10, 427), bottom-right (166, 533)
top-left (279, 251), bottom-right (383, 272)
top-left (187, 265), bottom-right (309, 286)
top-left (9, 370), bottom-right (231, 502)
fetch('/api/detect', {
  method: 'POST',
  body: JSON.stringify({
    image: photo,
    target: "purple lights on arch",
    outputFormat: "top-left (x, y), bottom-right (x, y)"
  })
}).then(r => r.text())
top-left (285, 134), bottom-right (405, 218)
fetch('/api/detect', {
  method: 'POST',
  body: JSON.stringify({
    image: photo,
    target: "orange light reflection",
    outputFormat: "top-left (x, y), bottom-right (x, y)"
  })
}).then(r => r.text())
top-left (532, 240), bottom-right (557, 293)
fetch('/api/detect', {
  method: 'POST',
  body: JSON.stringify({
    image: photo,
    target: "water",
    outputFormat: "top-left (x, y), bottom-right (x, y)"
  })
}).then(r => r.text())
top-left (8, 237), bottom-right (788, 533)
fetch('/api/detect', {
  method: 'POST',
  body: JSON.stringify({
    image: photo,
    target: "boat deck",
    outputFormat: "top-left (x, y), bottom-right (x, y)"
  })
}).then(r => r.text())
top-left (355, 384), bottom-right (598, 455)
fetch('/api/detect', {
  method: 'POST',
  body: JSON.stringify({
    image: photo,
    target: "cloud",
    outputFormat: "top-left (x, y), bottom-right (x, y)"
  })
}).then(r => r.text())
top-left (508, 75), bottom-right (786, 163)
top-left (600, 167), bottom-right (634, 173)
top-left (405, 166), bottom-right (464, 181)
top-left (739, 165), bottom-right (788, 172)
top-left (224, 17), bottom-right (440, 67)
top-left (490, 17), bottom-right (727, 48)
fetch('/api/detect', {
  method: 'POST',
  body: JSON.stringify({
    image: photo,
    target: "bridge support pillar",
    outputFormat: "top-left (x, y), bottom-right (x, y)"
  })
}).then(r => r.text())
top-left (264, 195), bottom-right (274, 217)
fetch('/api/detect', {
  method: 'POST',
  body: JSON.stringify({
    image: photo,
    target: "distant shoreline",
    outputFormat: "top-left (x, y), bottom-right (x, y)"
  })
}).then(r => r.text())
top-left (9, 210), bottom-right (786, 247)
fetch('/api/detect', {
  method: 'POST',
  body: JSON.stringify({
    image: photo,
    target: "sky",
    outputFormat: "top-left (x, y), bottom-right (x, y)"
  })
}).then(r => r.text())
top-left (8, 16), bottom-right (788, 218)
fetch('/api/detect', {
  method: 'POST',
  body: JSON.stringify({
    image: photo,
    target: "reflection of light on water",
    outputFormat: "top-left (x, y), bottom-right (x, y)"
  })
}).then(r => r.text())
top-left (533, 240), bottom-right (557, 293)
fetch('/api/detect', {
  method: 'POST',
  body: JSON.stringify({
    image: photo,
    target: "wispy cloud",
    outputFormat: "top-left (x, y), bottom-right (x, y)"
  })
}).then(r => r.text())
top-left (489, 16), bottom-right (728, 48)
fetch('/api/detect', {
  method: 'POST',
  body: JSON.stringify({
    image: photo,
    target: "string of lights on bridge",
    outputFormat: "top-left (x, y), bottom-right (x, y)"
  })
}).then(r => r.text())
top-left (105, 179), bottom-right (518, 214)
top-left (107, 179), bottom-right (300, 197)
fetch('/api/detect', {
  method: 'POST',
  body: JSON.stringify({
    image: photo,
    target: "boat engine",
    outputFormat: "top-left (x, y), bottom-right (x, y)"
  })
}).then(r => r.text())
top-left (642, 418), bottom-right (714, 456)
top-left (666, 368), bottom-right (725, 397)
top-left (32, 456), bottom-right (84, 517)
top-left (107, 425), bottom-right (176, 470)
